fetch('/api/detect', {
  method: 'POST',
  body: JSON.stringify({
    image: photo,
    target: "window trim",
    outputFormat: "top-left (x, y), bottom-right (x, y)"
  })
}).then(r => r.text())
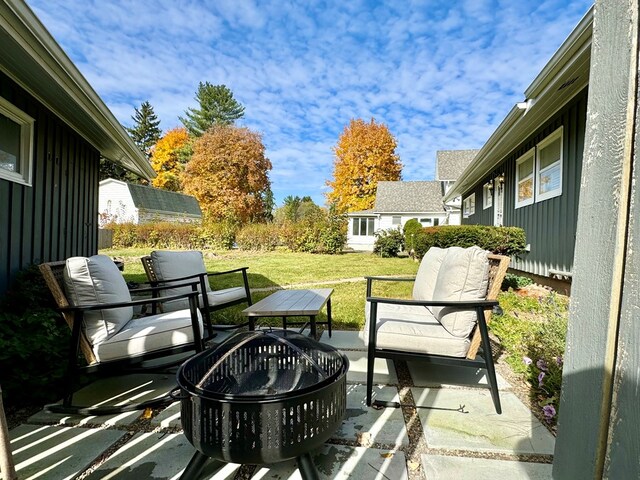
top-left (463, 193), bottom-right (475, 218)
top-left (352, 216), bottom-right (375, 236)
top-left (535, 126), bottom-right (563, 202)
top-left (515, 148), bottom-right (535, 209)
top-left (483, 181), bottom-right (493, 209)
top-left (0, 97), bottom-right (34, 186)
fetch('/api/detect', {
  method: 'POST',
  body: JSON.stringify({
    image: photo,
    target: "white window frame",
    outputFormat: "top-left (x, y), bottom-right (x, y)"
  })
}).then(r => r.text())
top-left (535, 126), bottom-right (563, 202)
top-left (352, 216), bottom-right (375, 236)
top-left (0, 97), bottom-right (34, 186)
top-left (515, 148), bottom-right (535, 209)
top-left (391, 215), bottom-right (401, 226)
top-left (483, 181), bottom-right (493, 209)
top-left (463, 193), bottom-right (475, 218)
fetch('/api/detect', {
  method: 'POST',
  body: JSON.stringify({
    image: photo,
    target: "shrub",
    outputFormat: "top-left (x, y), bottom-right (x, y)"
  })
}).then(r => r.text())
top-left (502, 273), bottom-right (534, 290)
top-left (412, 225), bottom-right (526, 258)
top-left (403, 219), bottom-right (423, 254)
top-left (373, 228), bottom-right (405, 258)
top-left (236, 223), bottom-right (279, 251)
top-left (199, 220), bottom-right (237, 250)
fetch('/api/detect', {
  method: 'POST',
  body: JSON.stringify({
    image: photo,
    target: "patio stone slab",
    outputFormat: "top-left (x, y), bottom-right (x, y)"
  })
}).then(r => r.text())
top-left (319, 330), bottom-right (366, 350)
top-left (407, 362), bottom-right (511, 390)
top-left (412, 387), bottom-right (555, 455)
top-left (335, 384), bottom-right (408, 447)
top-left (151, 401), bottom-right (182, 429)
top-left (421, 454), bottom-right (553, 479)
top-left (87, 432), bottom-right (240, 479)
top-left (344, 350), bottom-right (398, 385)
top-left (252, 444), bottom-right (408, 479)
top-left (7, 423), bottom-right (124, 479)
top-left (29, 373), bottom-right (177, 427)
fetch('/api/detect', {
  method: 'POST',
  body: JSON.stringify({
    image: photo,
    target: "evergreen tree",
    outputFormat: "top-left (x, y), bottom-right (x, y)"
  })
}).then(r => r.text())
top-left (180, 83), bottom-right (245, 136)
top-left (126, 101), bottom-right (162, 158)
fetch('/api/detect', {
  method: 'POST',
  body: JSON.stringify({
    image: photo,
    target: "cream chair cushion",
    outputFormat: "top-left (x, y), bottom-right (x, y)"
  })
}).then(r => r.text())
top-left (150, 250), bottom-right (210, 296)
top-left (63, 255), bottom-right (132, 345)
top-left (412, 247), bottom-right (448, 301)
top-left (431, 246), bottom-right (490, 338)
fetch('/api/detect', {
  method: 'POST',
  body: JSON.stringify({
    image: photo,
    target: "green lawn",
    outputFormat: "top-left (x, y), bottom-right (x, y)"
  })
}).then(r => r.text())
top-left (100, 248), bottom-right (419, 330)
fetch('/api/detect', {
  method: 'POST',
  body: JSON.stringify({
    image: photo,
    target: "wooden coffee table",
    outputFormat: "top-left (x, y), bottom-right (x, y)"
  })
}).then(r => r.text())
top-left (242, 289), bottom-right (333, 338)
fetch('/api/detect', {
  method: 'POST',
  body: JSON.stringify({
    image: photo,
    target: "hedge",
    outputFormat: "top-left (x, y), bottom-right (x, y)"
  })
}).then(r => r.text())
top-left (412, 225), bottom-right (526, 258)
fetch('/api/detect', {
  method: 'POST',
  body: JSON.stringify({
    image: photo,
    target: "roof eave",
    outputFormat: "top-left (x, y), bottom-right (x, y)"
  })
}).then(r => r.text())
top-left (0, 0), bottom-right (155, 180)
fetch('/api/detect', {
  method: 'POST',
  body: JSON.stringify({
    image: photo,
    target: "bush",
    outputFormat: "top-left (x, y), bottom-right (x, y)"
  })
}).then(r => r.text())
top-left (412, 225), bottom-right (526, 258)
top-left (199, 220), bottom-right (237, 250)
top-left (491, 291), bottom-right (568, 427)
top-left (236, 223), bottom-right (279, 251)
top-left (373, 228), bottom-right (405, 258)
top-left (403, 219), bottom-right (423, 254)
top-left (0, 266), bottom-right (70, 407)
top-left (502, 273), bottom-right (534, 290)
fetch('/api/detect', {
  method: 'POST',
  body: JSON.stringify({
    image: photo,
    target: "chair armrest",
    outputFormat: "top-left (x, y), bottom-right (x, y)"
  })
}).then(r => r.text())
top-left (206, 266), bottom-right (249, 277)
top-left (364, 276), bottom-right (415, 282)
top-left (129, 280), bottom-right (203, 295)
top-left (145, 272), bottom-right (207, 285)
top-left (366, 296), bottom-right (498, 309)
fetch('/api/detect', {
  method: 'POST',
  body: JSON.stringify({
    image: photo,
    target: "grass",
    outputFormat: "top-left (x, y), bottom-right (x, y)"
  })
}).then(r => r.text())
top-left (101, 248), bottom-right (419, 330)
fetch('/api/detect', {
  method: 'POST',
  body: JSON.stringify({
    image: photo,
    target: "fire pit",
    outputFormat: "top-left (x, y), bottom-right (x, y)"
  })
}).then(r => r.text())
top-left (174, 329), bottom-right (349, 479)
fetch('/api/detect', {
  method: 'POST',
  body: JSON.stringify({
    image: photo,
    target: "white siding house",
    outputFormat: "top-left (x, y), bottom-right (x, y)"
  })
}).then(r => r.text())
top-left (99, 179), bottom-right (202, 225)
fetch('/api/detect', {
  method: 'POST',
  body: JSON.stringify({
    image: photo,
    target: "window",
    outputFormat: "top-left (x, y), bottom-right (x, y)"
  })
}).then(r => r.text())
top-left (536, 127), bottom-right (563, 201)
top-left (515, 148), bottom-right (535, 208)
top-left (0, 97), bottom-right (34, 185)
top-left (483, 182), bottom-right (493, 209)
top-left (419, 218), bottom-right (440, 226)
top-left (391, 216), bottom-right (401, 225)
top-left (352, 217), bottom-right (375, 236)
top-left (463, 193), bottom-right (475, 218)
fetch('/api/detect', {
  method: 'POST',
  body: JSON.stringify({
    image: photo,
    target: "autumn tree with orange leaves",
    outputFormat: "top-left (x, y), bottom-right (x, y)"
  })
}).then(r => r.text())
top-left (150, 127), bottom-right (190, 191)
top-left (326, 118), bottom-right (402, 213)
top-left (182, 125), bottom-right (272, 223)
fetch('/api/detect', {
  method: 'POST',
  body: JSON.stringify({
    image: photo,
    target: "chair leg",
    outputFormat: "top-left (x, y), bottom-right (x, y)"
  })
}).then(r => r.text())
top-left (484, 353), bottom-right (502, 414)
top-left (366, 347), bottom-right (375, 406)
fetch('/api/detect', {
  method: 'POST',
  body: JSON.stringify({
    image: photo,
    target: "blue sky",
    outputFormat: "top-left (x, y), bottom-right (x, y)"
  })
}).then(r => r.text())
top-left (28, 0), bottom-right (592, 207)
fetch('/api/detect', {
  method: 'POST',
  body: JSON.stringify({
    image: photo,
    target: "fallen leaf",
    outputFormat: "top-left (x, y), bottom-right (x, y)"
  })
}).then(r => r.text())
top-left (408, 461), bottom-right (420, 470)
top-left (380, 452), bottom-right (394, 458)
top-left (142, 408), bottom-right (153, 419)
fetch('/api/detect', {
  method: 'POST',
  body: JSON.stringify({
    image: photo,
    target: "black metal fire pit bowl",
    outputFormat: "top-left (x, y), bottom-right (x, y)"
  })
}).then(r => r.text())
top-left (175, 329), bottom-right (349, 480)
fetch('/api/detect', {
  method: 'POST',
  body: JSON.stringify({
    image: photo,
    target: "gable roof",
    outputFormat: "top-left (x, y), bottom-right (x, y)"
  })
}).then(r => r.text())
top-left (126, 183), bottom-right (202, 216)
top-left (0, 0), bottom-right (154, 179)
top-left (374, 181), bottom-right (445, 213)
top-left (436, 150), bottom-right (478, 180)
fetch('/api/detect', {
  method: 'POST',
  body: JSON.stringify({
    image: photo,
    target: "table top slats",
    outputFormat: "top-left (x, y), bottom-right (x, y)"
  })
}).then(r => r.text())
top-left (242, 289), bottom-right (333, 317)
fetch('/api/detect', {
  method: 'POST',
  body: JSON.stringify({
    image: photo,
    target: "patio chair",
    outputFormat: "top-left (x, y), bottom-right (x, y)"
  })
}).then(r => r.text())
top-left (39, 255), bottom-right (204, 415)
top-left (364, 246), bottom-right (510, 414)
top-left (141, 250), bottom-right (252, 338)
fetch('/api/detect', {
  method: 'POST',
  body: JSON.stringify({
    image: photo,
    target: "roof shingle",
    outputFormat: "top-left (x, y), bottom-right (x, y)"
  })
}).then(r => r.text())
top-left (127, 184), bottom-right (202, 217)
top-left (374, 181), bottom-right (445, 213)
top-left (436, 150), bottom-right (478, 180)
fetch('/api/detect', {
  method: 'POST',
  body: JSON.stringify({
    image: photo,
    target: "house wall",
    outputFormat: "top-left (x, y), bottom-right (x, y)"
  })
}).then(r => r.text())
top-left (378, 213), bottom-right (447, 231)
top-left (0, 71), bottom-right (100, 295)
top-left (98, 180), bottom-right (137, 224)
top-left (346, 215), bottom-right (378, 251)
top-left (462, 87), bottom-right (588, 277)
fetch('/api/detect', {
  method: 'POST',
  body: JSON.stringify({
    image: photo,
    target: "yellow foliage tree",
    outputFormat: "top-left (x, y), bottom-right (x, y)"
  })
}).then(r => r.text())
top-left (182, 125), bottom-right (272, 223)
top-left (150, 127), bottom-right (190, 191)
top-left (326, 118), bottom-right (402, 213)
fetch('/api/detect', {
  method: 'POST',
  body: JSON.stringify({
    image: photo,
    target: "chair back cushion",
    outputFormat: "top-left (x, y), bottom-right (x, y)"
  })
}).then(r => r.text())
top-left (412, 247), bottom-right (448, 301)
top-left (63, 255), bottom-right (132, 345)
top-left (431, 246), bottom-right (490, 338)
top-left (150, 250), bottom-right (211, 297)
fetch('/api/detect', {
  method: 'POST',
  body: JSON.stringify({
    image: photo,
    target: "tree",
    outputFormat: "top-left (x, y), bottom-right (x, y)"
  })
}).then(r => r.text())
top-left (180, 83), bottom-right (245, 136)
top-left (326, 118), bottom-right (402, 213)
top-left (126, 101), bottom-right (162, 158)
top-left (150, 127), bottom-right (190, 191)
top-left (182, 125), bottom-right (272, 222)
top-left (275, 196), bottom-right (321, 223)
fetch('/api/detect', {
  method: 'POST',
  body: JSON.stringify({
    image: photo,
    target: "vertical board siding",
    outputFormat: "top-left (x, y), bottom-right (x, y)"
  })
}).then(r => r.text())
top-left (462, 88), bottom-right (588, 277)
top-left (0, 72), bottom-right (100, 295)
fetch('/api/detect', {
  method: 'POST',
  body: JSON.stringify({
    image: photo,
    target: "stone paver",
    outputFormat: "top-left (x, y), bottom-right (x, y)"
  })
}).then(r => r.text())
top-left (335, 384), bottom-right (408, 447)
top-left (29, 373), bottom-right (177, 427)
top-left (319, 330), bottom-right (366, 350)
top-left (407, 362), bottom-right (511, 390)
top-left (252, 444), bottom-right (408, 480)
top-left (421, 454), bottom-right (553, 479)
top-left (151, 401), bottom-right (182, 429)
top-left (87, 432), bottom-right (240, 479)
top-left (8, 424), bottom-right (124, 480)
top-left (344, 350), bottom-right (397, 385)
top-left (412, 387), bottom-right (555, 455)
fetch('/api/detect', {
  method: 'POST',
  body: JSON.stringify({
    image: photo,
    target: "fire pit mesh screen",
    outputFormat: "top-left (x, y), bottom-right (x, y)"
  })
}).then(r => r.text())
top-left (176, 330), bottom-right (348, 465)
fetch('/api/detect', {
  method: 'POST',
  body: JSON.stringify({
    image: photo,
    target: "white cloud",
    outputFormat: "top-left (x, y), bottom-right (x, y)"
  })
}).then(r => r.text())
top-left (27, 0), bottom-right (592, 206)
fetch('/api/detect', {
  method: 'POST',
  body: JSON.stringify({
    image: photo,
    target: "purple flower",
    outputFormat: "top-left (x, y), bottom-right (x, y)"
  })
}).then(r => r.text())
top-left (542, 404), bottom-right (556, 421)
top-left (538, 371), bottom-right (546, 387)
top-left (555, 356), bottom-right (563, 366)
top-left (523, 356), bottom-right (533, 366)
top-left (536, 359), bottom-right (548, 371)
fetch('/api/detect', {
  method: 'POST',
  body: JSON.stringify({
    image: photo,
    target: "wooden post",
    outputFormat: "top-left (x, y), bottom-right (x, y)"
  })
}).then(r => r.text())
top-left (553, 0), bottom-right (639, 478)
top-left (0, 385), bottom-right (17, 480)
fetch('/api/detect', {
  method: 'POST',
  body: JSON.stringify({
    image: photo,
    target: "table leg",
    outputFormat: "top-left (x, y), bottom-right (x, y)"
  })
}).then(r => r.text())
top-left (249, 317), bottom-right (255, 331)
top-left (283, 316), bottom-right (287, 331)
top-left (327, 298), bottom-right (332, 338)
top-left (310, 315), bottom-right (316, 338)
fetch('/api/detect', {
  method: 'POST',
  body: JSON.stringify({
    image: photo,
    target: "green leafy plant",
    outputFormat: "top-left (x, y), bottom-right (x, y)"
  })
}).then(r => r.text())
top-left (403, 219), bottom-right (423, 255)
top-left (412, 225), bottom-right (526, 258)
top-left (502, 273), bottom-right (534, 290)
top-left (373, 228), bottom-right (405, 258)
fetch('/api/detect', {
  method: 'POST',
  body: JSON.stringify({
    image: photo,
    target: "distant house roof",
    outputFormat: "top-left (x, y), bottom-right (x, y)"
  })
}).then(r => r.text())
top-left (436, 150), bottom-right (478, 181)
top-left (127, 183), bottom-right (202, 217)
top-left (374, 181), bottom-right (445, 213)
top-left (346, 209), bottom-right (376, 216)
